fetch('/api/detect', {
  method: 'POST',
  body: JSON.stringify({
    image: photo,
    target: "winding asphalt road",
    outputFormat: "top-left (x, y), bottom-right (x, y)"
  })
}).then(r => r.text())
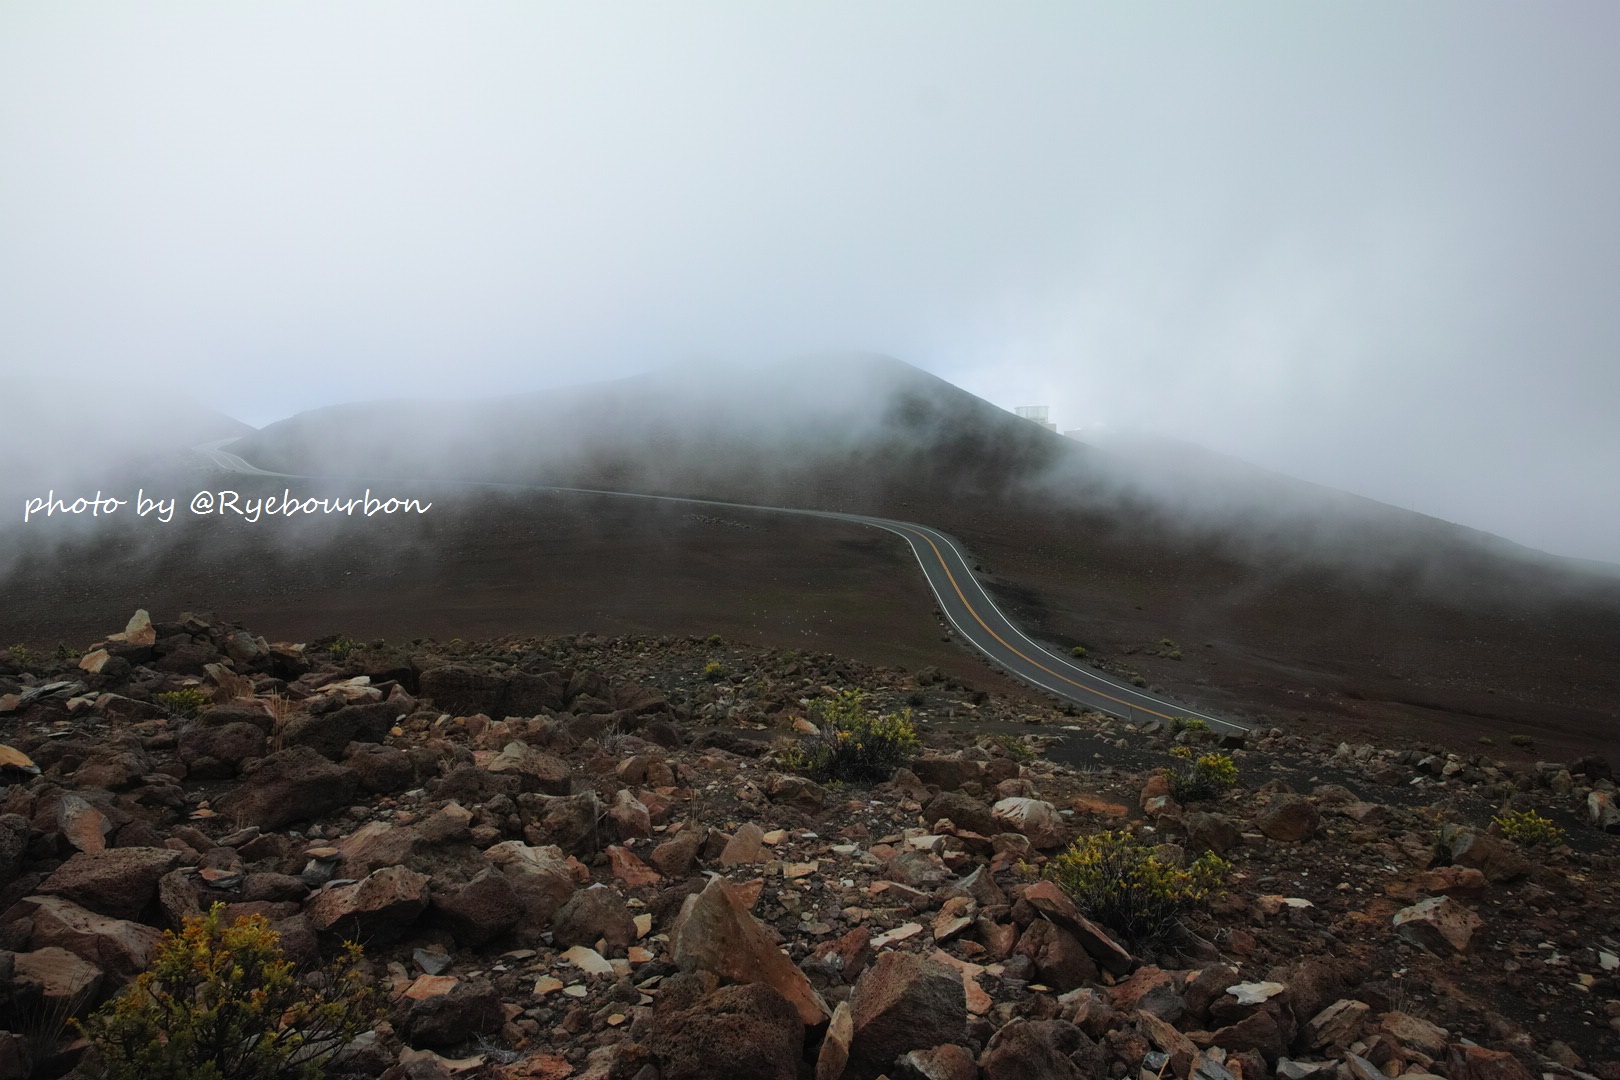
top-left (194, 440), bottom-right (1243, 732)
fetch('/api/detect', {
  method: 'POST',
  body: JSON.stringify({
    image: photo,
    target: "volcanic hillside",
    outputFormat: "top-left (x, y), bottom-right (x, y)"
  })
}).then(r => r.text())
top-left (223, 356), bottom-right (1620, 766)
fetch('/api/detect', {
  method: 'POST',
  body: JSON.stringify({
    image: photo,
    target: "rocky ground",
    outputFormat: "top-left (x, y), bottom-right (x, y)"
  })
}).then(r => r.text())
top-left (0, 610), bottom-right (1615, 1080)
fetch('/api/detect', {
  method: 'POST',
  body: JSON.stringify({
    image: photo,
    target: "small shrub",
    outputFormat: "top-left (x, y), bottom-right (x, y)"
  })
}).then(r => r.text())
top-left (986, 733), bottom-right (1033, 761)
top-left (702, 661), bottom-right (727, 681)
top-left (155, 688), bottom-right (212, 720)
top-left (1509, 734), bottom-right (1534, 748)
top-left (1130, 674), bottom-right (1147, 688)
top-left (1168, 716), bottom-right (1209, 736)
top-left (1166, 650), bottom-right (1182, 661)
top-left (705, 634), bottom-right (725, 646)
top-left (780, 690), bottom-right (920, 784)
top-left (906, 690), bottom-right (927, 707)
top-left (77, 904), bottom-right (382, 1080)
top-left (1070, 646), bottom-right (1088, 659)
top-left (1160, 638), bottom-right (1175, 648)
top-left (327, 634), bottom-right (361, 662)
top-left (8, 643), bottom-right (37, 669)
top-left (1492, 808), bottom-right (1564, 847)
top-left (53, 641), bottom-right (79, 663)
top-left (1166, 752), bottom-right (1238, 803)
top-left (1046, 829), bottom-right (1228, 947)
top-left (1477, 735), bottom-right (1496, 746)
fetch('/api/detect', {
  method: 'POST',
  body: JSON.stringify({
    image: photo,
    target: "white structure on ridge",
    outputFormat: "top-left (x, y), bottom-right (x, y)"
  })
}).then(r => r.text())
top-left (1015, 405), bottom-right (1057, 432)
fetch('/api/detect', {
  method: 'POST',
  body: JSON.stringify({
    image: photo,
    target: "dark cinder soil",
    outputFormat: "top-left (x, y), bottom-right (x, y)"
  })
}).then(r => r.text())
top-left (3, 464), bottom-right (1615, 773)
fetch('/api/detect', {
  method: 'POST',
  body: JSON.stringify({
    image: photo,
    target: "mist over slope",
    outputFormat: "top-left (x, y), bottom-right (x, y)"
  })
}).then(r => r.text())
top-left (233, 353), bottom-right (1613, 590)
top-left (0, 375), bottom-right (253, 518)
top-left (232, 354), bottom-right (1071, 508)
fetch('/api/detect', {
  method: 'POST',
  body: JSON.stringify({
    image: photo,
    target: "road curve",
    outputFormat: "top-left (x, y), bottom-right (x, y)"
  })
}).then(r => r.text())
top-left (195, 442), bottom-right (1244, 733)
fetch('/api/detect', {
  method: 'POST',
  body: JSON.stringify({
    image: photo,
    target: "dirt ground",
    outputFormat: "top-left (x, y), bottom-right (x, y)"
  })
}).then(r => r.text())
top-left (3, 474), bottom-right (1614, 769)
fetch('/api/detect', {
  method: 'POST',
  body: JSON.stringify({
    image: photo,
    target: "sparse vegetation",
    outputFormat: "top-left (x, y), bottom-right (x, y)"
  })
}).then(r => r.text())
top-left (77, 904), bottom-right (382, 1080)
top-left (702, 660), bottom-right (728, 681)
top-left (53, 641), bottom-right (79, 663)
top-left (1168, 716), bottom-right (1209, 736)
top-left (1166, 751), bottom-right (1238, 803)
top-left (1509, 734), bottom-right (1534, 748)
top-left (8, 643), bottom-right (37, 669)
top-left (327, 634), bottom-right (361, 662)
top-left (906, 689), bottom-right (927, 707)
top-left (780, 690), bottom-right (920, 783)
top-left (1045, 829), bottom-right (1229, 948)
top-left (985, 732), bottom-right (1034, 761)
top-left (1492, 808), bottom-right (1564, 848)
top-left (1069, 645), bottom-right (1087, 659)
top-left (155, 688), bottom-right (212, 720)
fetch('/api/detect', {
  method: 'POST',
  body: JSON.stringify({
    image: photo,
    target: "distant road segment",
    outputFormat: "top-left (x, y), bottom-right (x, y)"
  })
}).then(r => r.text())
top-left (197, 443), bottom-right (1244, 732)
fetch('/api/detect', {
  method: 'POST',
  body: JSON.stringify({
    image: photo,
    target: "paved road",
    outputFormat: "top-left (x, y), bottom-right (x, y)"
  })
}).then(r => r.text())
top-left (196, 442), bottom-right (1243, 732)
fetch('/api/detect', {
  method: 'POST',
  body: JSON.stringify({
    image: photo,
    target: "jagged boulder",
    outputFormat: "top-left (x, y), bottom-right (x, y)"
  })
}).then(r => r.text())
top-left (306, 865), bottom-right (430, 943)
top-left (846, 951), bottom-right (967, 1080)
top-left (215, 746), bottom-right (359, 830)
top-left (629, 981), bottom-right (804, 1080)
top-left (37, 847), bottom-right (180, 921)
top-left (1392, 895), bottom-right (1482, 955)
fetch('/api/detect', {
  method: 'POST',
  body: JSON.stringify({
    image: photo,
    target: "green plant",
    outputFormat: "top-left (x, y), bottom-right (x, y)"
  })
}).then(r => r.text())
top-left (1069, 646), bottom-right (1087, 659)
top-left (77, 904), bottom-right (382, 1080)
top-left (1509, 734), bottom-right (1534, 748)
top-left (1492, 808), bottom-right (1564, 847)
top-left (986, 733), bottom-right (1034, 761)
top-left (155, 688), bottom-right (212, 720)
top-left (53, 641), bottom-right (79, 663)
top-left (1165, 751), bottom-right (1238, 803)
top-left (8, 643), bottom-right (37, 669)
top-left (780, 690), bottom-right (920, 783)
top-left (1046, 829), bottom-right (1229, 947)
top-left (1168, 716), bottom-right (1209, 736)
top-left (906, 690), bottom-right (927, 707)
top-left (327, 634), bottom-right (361, 662)
top-left (705, 634), bottom-right (725, 647)
top-left (702, 661), bottom-right (727, 681)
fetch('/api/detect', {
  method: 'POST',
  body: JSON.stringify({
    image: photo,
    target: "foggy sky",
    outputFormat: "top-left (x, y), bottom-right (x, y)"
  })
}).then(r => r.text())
top-left (2, 2), bottom-right (1615, 561)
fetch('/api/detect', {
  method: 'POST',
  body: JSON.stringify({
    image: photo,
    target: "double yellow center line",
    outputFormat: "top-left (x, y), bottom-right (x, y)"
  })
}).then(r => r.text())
top-left (902, 526), bottom-right (1182, 724)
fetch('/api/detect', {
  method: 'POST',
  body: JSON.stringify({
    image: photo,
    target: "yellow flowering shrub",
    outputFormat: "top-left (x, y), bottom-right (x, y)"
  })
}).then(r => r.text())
top-left (1046, 829), bottom-right (1229, 947)
top-left (77, 904), bottom-right (382, 1080)
top-left (780, 690), bottom-right (920, 783)
top-left (1165, 751), bottom-right (1238, 803)
top-left (1492, 808), bottom-right (1564, 847)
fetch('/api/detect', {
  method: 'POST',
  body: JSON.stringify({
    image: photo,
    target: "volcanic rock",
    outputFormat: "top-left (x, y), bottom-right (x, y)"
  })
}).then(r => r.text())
top-left (281, 701), bottom-right (397, 760)
top-left (980, 1018), bottom-right (1098, 1080)
top-left (517, 792), bottom-right (601, 856)
top-left (1392, 895), bottom-right (1482, 955)
top-left (37, 847), bottom-right (180, 920)
top-left (306, 865), bottom-right (431, 942)
top-left (178, 721), bottom-right (267, 779)
top-left (672, 876), bottom-right (830, 1026)
top-left (1255, 795), bottom-right (1320, 842)
top-left (846, 951), bottom-right (967, 1080)
top-left (20, 895), bottom-right (162, 978)
top-left (431, 868), bottom-right (523, 946)
top-left (487, 741), bottom-right (573, 795)
top-left (215, 746), bottom-right (359, 830)
top-left (400, 976), bottom-right (505, 1049)
top-left (551, 883), bottom-right (636, 953)
top-left (990, 797), bottom-right (1066, 848)
top-left (634, 981), bottom-right (804, 1080)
